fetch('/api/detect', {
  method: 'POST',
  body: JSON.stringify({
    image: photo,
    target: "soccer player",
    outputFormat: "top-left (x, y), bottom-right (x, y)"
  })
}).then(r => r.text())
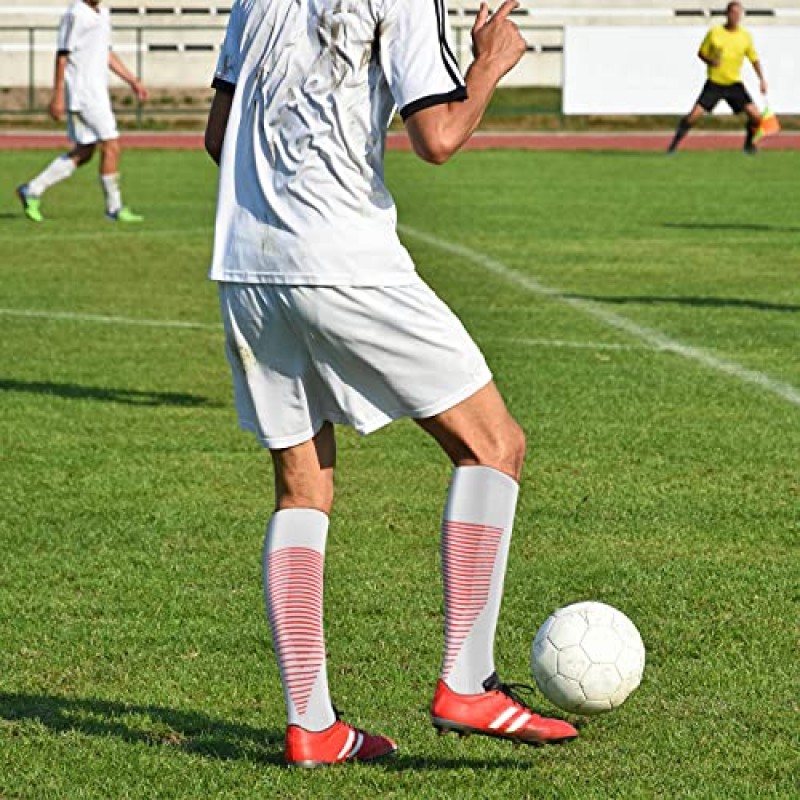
top-left (668, 1), bottom-right (768, 154)
top-left (16, 0), bottom-right (147, 223)
top-left (205, 0), bottom-right (579, 767)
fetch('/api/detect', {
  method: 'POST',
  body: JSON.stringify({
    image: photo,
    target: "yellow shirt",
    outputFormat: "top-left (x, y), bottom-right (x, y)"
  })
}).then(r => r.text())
top-left (700, 25), bottom-right (758, 85)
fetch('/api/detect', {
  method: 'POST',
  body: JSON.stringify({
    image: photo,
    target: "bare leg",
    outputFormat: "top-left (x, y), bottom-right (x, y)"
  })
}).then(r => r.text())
top-left (743, 102), bottom-right (762, 153)
top-left (668, 103), bottom-right (705, 153)
top-left (98, 137), bottom-right (121, 176)
top-left (69, 142), bottom-right (96, 167)
top-left (416, 382), bottom-right (526, 481)
top-left (270, 421), bottom-right (336, 513)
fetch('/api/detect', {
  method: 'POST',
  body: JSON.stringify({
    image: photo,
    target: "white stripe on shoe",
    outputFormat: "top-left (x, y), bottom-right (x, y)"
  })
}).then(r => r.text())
top-left (336, 729), bottom-right (356, 761)
top-left (489, 707), bottom-right (518, 730)
top-left (348, 731), bottom-right (365, 760)
top-left (506, 712), bottom-right (532, 733)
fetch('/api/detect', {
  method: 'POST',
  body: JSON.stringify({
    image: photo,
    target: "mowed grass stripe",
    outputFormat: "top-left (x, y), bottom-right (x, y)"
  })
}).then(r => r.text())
top-left (400, 224), bottom-right (800, 409)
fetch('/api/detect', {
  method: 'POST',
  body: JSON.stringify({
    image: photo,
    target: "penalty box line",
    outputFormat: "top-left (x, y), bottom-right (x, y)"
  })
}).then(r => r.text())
top-left (400, 225), bottom-right (800, 410)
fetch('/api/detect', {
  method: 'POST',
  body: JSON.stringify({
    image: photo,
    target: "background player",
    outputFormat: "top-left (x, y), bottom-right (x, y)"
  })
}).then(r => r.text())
top-left (205, 0), bottom-right (578, 769)
top-left (668, 1), bottom-right (767, 154)
top-left (16, 0), bottom-right (147, 223)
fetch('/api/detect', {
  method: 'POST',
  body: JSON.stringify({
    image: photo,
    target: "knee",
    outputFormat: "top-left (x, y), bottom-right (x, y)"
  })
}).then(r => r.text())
top-left (276, 478), bottom-right (335, 516)
top-left (474, 418), bottom-right (527, 482)
top-left (74, 145), bottom-right (95, 165)
top-left (102, 139), bottom-right (121, 159)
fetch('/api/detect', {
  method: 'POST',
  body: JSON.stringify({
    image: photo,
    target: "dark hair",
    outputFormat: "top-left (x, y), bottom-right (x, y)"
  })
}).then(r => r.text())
top-left (726, 1), bottom-right (742, 11)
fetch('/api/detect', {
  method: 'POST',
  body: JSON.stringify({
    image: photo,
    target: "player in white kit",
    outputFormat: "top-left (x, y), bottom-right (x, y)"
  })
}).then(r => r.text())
top-left (205, 0), bottom-right (578, 767)
top-left (17, 0), bottom-right (147, 223)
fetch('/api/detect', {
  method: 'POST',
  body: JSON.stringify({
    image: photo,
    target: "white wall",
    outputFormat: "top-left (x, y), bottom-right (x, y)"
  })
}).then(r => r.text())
top-left (563, 26), bottom-right (800, 114)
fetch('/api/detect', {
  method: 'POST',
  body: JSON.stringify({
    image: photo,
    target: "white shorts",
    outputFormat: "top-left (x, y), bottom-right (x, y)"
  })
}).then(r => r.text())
top-left (218, 280), bottom-right (493, 449)
top-left (67, 102), bottom-right (119, 146)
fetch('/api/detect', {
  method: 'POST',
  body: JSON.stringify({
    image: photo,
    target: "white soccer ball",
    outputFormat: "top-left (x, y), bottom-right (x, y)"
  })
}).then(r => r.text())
top-left (531, 601), bottom-right (645, 715)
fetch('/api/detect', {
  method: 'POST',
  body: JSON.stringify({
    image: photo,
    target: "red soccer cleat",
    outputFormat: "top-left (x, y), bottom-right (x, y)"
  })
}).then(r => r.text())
top-left (285, 719), bottom-right (398, 768)
top-left (431, 673), bottom-right (578, 746)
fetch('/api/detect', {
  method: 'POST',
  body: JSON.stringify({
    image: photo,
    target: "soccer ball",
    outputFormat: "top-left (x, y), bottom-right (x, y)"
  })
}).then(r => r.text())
top-left (531, 601), bottom-right (645, 715)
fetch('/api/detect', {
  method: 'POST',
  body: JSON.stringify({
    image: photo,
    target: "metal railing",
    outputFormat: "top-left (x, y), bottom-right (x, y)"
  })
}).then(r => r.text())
top-left (0, 22), bottom-right (564, 124)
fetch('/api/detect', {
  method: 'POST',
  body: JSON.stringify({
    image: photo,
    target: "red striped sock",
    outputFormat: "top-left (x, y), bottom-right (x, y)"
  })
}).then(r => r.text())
top-left (440, 467), bottom-right (519, 695)
top-left (263, 509), bottom-right (335, 731)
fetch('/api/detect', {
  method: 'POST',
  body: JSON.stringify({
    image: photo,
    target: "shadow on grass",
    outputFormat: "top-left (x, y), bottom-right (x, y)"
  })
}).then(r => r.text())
top-left (664, 221), bottom-right (800, 233)
top-left (0, 692), bottom-right (573, 770)
top-left (0, 693), bottom-right (285, 764)
top-left (562, 294), bottom-right (799, 313)
top-left (0, 378), bottom-right (216, 407)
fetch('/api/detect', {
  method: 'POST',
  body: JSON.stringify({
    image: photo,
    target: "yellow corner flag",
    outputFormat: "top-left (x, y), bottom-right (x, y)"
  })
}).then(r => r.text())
top-left (755, 106), bottom-right (781, 143)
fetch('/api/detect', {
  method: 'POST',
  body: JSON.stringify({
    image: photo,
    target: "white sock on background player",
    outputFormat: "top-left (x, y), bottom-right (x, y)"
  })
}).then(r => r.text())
top-left (28, 154), bottom-right (76, 197)
top-left (263, 509), bottom-right (336, 732)
top-left (100, 173), bottom-right (123, 215)
top-left (440, 466), bottom-right (519, 695)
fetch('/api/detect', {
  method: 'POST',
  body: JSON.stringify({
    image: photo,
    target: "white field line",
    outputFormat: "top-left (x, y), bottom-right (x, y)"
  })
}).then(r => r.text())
top-left (0, 308), bottom-right (220, 331)
top-left (400, 225), bottom-right (800, 409)
top-left (0, 227), bottom-right (210, 244)
top-left (493, 337), bottom-right (638, 351)
top-left (0, 307), bottom-right (638, 351)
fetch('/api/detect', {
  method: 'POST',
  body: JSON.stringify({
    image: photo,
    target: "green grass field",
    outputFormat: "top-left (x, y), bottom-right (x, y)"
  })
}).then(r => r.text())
top-left (1, 148), bottom-right (798, 799)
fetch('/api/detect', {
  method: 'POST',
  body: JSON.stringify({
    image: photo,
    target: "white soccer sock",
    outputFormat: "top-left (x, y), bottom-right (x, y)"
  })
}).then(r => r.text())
top-left (100, 172), bottom-right (122, 215)
top-left (27, 154), bottom-right (76, 197)
top-left (440, 466), bottom-right (519, 695)
top-left (263, 508), bottom-right (336, 732)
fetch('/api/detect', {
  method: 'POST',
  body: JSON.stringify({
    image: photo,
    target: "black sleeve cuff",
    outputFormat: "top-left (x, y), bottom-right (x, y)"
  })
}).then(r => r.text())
top-left (399, 86), bottom-right (468, 121)
top-left (211, 76), bottom-right (236, 94)
top-left (57, 49), bottom-right (71, 56)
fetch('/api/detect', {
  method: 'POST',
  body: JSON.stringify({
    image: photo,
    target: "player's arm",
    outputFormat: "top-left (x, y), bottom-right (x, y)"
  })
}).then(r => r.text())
top-left (697, 49), bottom-right (720, 67)
top-left (108, 51), bottom-right (148, 102)
top-left (752, 60), bottom-right (768, 95)
top-left (50, 9), bottom-right (75, 121)
top-left (697, 31), bottom-right (720, 67)
top-left (205, 1), bottom-right (245, 165)
top-left (49, 53), bottom-right (68, 121)
top-left (405, 1), bottom-right (526, 165)
top-left (205, 89), bottom-right (234, 165)
top-left (748, 37), bottom-right (768, 95)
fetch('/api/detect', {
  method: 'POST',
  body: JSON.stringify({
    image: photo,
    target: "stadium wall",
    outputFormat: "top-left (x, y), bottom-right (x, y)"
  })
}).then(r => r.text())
top-left (563, 26), bottom-right (800, 114)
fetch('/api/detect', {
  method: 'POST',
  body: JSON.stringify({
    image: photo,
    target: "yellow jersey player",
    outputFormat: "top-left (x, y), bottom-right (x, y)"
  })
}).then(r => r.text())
top-left (668, 1), bottom-right (768, 154)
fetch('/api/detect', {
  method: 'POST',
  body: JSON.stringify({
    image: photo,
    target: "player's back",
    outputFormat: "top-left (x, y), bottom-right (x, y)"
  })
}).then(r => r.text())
top-left (211, 0), bottom-right (465, 286)
top-left (217, 1), bottom-right (394, 225)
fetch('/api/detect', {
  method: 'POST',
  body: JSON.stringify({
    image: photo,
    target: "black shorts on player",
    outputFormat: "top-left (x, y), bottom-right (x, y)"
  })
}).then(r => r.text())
top-left (696, 80), bottom-right (753, 113)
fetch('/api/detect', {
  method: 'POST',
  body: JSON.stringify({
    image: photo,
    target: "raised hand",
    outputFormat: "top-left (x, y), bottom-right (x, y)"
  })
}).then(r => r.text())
top-left (471, 1), bottom-right (527, 80)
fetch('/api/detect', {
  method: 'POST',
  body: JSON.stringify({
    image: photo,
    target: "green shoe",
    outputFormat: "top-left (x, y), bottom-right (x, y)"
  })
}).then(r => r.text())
top-left (16, 185), bottom-right (44, 223)
top-left (107, 206), bottom-right (144, 223)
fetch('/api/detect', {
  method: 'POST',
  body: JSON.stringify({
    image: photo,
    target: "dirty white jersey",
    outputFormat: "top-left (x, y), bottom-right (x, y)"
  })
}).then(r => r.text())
top-left (209, 0), bottom-right (466, 285)
top-left (57, 1), bottom-right (112, 113)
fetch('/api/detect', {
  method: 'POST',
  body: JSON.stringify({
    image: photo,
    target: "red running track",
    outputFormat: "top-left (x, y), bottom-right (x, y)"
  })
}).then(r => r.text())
top-left (1, 130), bottom-right (798, 151)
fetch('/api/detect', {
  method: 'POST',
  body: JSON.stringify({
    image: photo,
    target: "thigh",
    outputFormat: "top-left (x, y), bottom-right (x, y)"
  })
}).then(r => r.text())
top-left (271, 422), bottom-right (336, 512)
top-left (416, 381), bottom-right (525, 479)
top-left (696, 81), bottom-right (721, 113)
top-left (219, 283), bottom-right (330, 450)
top-left (725, 83), bottom-right (753, 114)
top-left (297, 281), bottom-right (493, 435)
top-left (67, 111), bottom-right (99, 146)
top-left (81, 101), bottom-right (119, 144)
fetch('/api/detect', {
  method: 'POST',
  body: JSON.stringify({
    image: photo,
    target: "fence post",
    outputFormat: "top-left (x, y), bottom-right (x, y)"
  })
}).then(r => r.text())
top-left (136, 26), bottom-right (143, 128)
top-left (28, 27), bottom-right (36, 112)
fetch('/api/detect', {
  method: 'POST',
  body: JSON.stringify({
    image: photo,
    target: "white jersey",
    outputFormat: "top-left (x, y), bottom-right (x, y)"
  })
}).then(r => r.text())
top-left (57, 1), bottom-right (112, 113)
top-left (209, 0), bottom-right (466, 286)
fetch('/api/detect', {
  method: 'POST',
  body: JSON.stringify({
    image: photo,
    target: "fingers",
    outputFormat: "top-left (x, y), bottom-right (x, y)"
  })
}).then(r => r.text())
top-left (491, 0), bottom-right (520, 24)
top-left (473, 1), bottom-right (489, 31)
